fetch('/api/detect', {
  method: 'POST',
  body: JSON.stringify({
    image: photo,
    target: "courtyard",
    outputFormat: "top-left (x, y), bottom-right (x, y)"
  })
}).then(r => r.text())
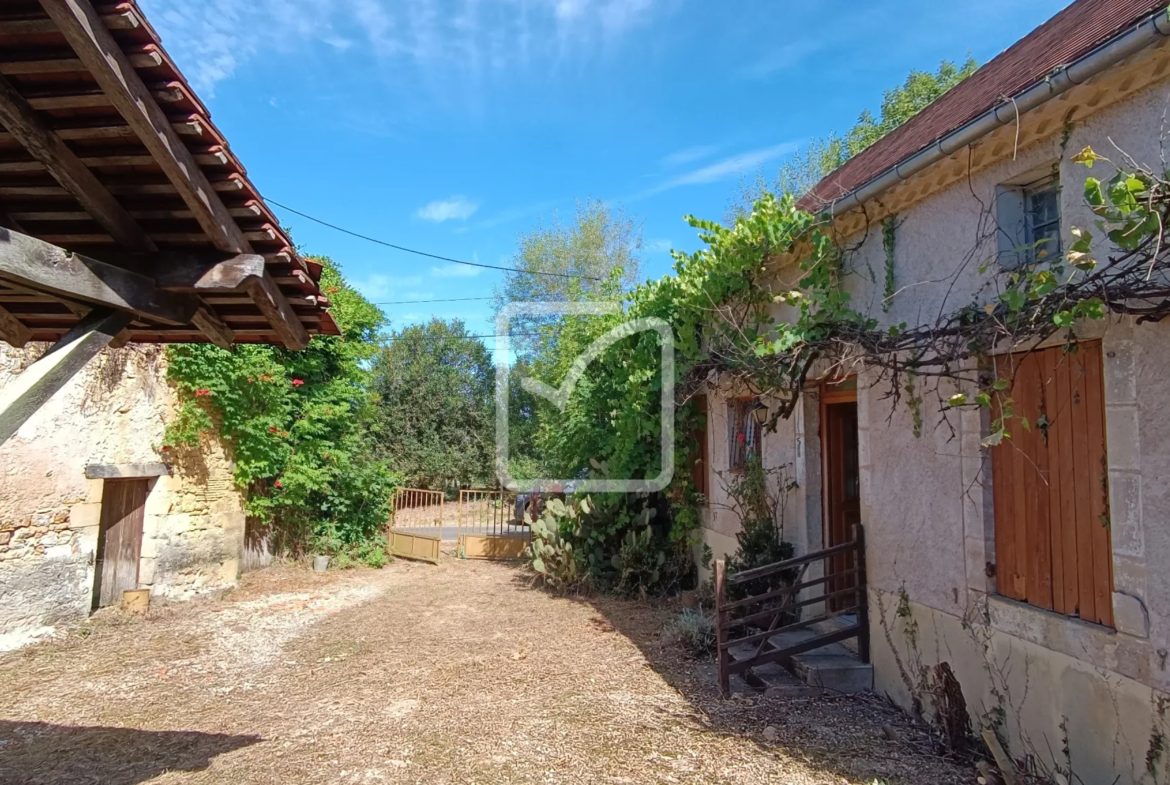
top-left (0, 557), bottom-right (973, 785)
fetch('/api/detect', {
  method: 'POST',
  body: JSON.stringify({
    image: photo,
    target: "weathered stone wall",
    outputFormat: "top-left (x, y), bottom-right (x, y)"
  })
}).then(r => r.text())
top-left (0, 344), bottom-right (246, 650)
top-left (701, 64), bottom-right (1170, 783)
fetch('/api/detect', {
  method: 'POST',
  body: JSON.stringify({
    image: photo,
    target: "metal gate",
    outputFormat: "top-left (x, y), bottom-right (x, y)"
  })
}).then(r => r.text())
top-left (387, 488), bottom-right (444, 564)
top-left (457, 489), bottom-right (529, 559)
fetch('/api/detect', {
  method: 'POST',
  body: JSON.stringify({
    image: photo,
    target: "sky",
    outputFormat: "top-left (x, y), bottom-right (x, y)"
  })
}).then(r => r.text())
top-left (140, 0), bottom-right (1070, 354)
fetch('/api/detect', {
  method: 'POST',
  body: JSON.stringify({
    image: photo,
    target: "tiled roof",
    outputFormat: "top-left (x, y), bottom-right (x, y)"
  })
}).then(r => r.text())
top-left (801, 0), bottom-right (1169, 211)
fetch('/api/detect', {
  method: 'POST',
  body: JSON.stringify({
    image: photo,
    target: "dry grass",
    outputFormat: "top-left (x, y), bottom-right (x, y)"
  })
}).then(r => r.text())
top-left (0, 556), bottom-right (976, 784)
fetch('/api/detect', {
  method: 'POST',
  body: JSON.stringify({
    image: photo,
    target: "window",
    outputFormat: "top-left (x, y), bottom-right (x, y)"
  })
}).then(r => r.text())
top-left (1023, 180), bottom-right (1061, 263)
top-left (989, 342), bottom-right (1113, 626)
top-left (996, 173), bottom-right (1062, 268)
top-left (728, 397), bottom-right (762, 472)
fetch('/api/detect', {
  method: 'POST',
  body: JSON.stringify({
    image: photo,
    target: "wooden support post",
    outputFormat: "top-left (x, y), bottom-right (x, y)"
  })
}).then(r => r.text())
top-left (191, 304), bottom-right (234, 349)
top-left (0, 308), bottom-right (132, 445)
top-left (714, 558), bottom-right (729, 697)
top-left (855, 523), bottom-right (871, 664)
top-left (0, 303), bottom-right (32, 347)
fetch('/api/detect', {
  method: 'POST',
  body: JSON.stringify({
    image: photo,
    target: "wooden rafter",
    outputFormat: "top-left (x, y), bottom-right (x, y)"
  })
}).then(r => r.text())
top-left (152, 253), bottom-right (266, 292)
top-left (0, 302), bottom-right (33, 347)
top-left (0, 72), bottom-right (156, 252)
top-left (35, 0), bottom-right (312, 349)
top-left (38, 0), bottom-right (250, 254)
top-left (0, 228), bottom-right (198, 325)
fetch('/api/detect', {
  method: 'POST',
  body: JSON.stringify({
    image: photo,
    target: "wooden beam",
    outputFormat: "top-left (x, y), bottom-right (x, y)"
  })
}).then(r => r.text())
top-left (191, 304), bottom-right (234, 348)
top-left (151, 253), bottom-right (265, 291)
top-left (0, 10), bottom-right (139, 37)
top-left (0, 151), bottom-right (230, 172)
top-left (0, 308), bottom-right (132, 446)
top-left (0, 303), bottom-right (33, 347)
top-left (247, 272), bottom-right (309, 350)
top-left (0, 72), bottom-right (155, 251)
top-left (0, 227), bottom-right (197, 324)
top-left (84, 462), bottom-right (172, 479)
top-left (38, 0), bottom-right (251, 254)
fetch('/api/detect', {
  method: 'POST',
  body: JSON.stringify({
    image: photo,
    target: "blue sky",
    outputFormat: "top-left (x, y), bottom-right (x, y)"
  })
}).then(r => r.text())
top-left (141, 0), bottom-right (1069, 351)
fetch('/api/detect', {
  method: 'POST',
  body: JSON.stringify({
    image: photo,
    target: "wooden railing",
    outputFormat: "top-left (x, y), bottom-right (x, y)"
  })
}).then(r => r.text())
top-left (714, 524), bottom-right (868, 696)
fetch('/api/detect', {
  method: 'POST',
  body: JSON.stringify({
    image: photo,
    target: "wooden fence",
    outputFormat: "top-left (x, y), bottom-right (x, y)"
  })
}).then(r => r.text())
top-left (715, 524), bottom-right (869, 696)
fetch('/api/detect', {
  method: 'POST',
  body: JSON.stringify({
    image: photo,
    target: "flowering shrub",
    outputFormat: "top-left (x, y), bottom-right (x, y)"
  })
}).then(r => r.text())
top-left (164, 256), bottom-right (397, 562)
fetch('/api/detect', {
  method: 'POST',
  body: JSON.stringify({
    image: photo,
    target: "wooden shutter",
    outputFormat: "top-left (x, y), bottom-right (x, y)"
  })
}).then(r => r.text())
top-left (690, 394), bottom-right (709, 501)
top-left (990, 341), bottom-right (1113, 626)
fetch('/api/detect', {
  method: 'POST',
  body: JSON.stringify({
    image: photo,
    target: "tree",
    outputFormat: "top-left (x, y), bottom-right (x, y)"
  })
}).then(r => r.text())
top-left (735, 56), bottom-right (979, 212)
top-left (494, 199), bottom-right (642, 358)
top-left (372, 319), bottom-right (495, 489)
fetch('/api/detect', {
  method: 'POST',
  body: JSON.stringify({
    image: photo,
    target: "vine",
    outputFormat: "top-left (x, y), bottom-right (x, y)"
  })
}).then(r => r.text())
top-left (163, 256), bottom-right (397, 562)
top-left (882, 215), bottom-right (897, 312)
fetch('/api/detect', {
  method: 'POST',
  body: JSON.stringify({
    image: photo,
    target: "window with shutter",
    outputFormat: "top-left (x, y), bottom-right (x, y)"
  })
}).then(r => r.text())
top-left (990, 341), bottom-right (1114, 626)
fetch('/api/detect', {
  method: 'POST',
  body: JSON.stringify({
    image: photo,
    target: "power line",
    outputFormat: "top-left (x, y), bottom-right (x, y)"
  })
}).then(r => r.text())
top-left (374, 296), bottom-right (494, 305)
top-left (265, 197), bottom-right (599, 281)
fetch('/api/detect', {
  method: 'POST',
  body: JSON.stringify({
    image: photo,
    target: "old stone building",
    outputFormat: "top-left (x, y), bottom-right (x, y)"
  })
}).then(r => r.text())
top-left (0, 344), bottom-right (248, 650)
top-left (697, 2), bottom-right (1170, 783)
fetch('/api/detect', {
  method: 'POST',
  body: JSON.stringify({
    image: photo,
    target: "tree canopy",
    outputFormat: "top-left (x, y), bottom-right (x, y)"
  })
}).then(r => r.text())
top-left (372, 319), bottom-right (495, 489)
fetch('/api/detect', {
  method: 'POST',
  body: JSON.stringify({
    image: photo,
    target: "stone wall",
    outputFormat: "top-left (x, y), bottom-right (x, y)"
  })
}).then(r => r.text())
top-left (0, 344), bottom-right (246, 650)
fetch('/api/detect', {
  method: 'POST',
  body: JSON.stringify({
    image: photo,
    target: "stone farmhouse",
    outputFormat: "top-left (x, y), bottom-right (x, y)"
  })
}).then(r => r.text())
top-left (696, 1), bottom-right (1170, 781)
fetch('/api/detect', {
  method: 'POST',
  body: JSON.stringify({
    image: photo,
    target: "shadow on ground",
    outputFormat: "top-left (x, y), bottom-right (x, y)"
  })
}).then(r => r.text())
top-left (0, 720), bottom-right (262, 785)
top-left (505, 568), bottom-right (974, 785)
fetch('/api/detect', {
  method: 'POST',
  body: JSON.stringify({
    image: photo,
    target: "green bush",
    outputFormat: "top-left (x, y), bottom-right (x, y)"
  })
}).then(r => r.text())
top-left (667, 608), bottom-right (716, 656)
top-left (721, 458), bottom-right (798, 600)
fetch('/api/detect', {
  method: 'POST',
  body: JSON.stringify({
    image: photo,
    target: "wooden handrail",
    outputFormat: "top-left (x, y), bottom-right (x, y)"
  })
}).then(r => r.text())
top-left (715, 523), bottom-right (869, 697)
top-left (727, 539), bottom-right (858, 584)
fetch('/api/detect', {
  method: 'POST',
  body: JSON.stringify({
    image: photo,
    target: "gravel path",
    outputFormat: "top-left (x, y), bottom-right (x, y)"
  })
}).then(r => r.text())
top-left (0, 556), bottom-right (976, 784)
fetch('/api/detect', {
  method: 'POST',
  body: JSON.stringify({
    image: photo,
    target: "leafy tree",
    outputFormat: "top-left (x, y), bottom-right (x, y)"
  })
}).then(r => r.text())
top-left (737, 56), bottom-right (978, 210)
top-left (165, 256), bottom-right (396, 563)
top-left (372, 319), bottom-right (495, 489)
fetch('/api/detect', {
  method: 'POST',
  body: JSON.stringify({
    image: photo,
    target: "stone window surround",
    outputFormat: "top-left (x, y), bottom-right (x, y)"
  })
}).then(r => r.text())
top-left (854, 316), bottom-right (1166, 692)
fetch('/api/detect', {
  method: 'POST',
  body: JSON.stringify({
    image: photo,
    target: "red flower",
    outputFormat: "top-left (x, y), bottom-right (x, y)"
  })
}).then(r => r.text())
top-left (274, 480), bottom-right (283, 489)
top-left (268, 426), bottom-right (278, 433)
top-left (737, 432), bottom-right (745, 444)
top-left (194, 388), bottom-right (211, 397)
top-left (292, 378), bottom-right (305, 387)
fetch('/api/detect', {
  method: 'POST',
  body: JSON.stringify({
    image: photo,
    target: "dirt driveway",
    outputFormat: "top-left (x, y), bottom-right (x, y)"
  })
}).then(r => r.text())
top-left (0, 557), bottom-right (974, 784)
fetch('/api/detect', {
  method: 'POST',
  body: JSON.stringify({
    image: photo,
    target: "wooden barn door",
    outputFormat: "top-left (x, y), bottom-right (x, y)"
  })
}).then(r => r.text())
top-left (822, 384), bottom-right (860, 610)
top-left (93, 479), bottom-right (147, 608)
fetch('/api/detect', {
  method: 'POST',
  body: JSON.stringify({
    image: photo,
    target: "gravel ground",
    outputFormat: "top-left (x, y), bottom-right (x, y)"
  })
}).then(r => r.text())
top-left (0, 556), bottom-right (977, 784)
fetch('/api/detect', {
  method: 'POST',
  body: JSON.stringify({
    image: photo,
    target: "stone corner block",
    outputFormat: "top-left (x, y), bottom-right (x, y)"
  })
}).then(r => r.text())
top-left (1113, 591), bottom-right (1150, 639)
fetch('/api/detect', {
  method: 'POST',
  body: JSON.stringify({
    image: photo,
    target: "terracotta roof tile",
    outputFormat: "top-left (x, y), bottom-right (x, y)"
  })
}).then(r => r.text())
top-left (801, 0), bottom-right (1169, 211)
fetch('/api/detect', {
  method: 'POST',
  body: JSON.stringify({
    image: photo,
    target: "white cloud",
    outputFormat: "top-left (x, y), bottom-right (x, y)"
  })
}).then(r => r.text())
top-left (646, 239), bottom-right (672, 253)
top-left (140, 0), bottom-right (664, 93)
top-left (430, 263), bottom-right (483, 278)
top-left (661, 145), bottom-right (717, 168)
top-left (739, 40), bottom-right (822, 79)
top-left (416, 196), bottom-right (479, 223)
top-left (352, 273), bottom-right (423, 300)
top-left (634, 142), bottom-right (801, 199)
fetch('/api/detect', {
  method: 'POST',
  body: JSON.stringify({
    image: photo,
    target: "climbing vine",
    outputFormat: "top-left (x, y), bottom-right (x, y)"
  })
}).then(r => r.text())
top-left (163, 256), bottom-right (397, 561)
top-left (882, 215), bottom-right (897, 312)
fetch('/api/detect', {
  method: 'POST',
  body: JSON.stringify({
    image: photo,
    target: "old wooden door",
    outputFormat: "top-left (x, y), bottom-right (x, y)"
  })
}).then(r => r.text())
top-left (822, 389), bottom-right (861, 608)
top-left (93, 479), bottom-right (147, 608)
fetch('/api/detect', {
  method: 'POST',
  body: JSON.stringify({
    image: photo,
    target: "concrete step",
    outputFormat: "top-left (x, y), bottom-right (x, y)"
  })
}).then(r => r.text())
top-left (766, 626), bottom-right (873, 694)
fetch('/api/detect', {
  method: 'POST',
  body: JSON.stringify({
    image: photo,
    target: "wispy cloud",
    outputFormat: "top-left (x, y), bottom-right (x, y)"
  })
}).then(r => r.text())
top-left (661, 145), bottom-right (717, 168)
top-left (739, 40), bottom-right (822, 79)
top-left (646, 238), bottom-right (673, 253)
top-left (632, 141), bottom-right (801, 200)
top-left (352, 273), bottom-right (423, 300)
top-left (431, 263), bottom-right (483, 278)
top-left (141, 0), bottom-right (665, 93)
top-left (416, 196), bottom-right (479, 223)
